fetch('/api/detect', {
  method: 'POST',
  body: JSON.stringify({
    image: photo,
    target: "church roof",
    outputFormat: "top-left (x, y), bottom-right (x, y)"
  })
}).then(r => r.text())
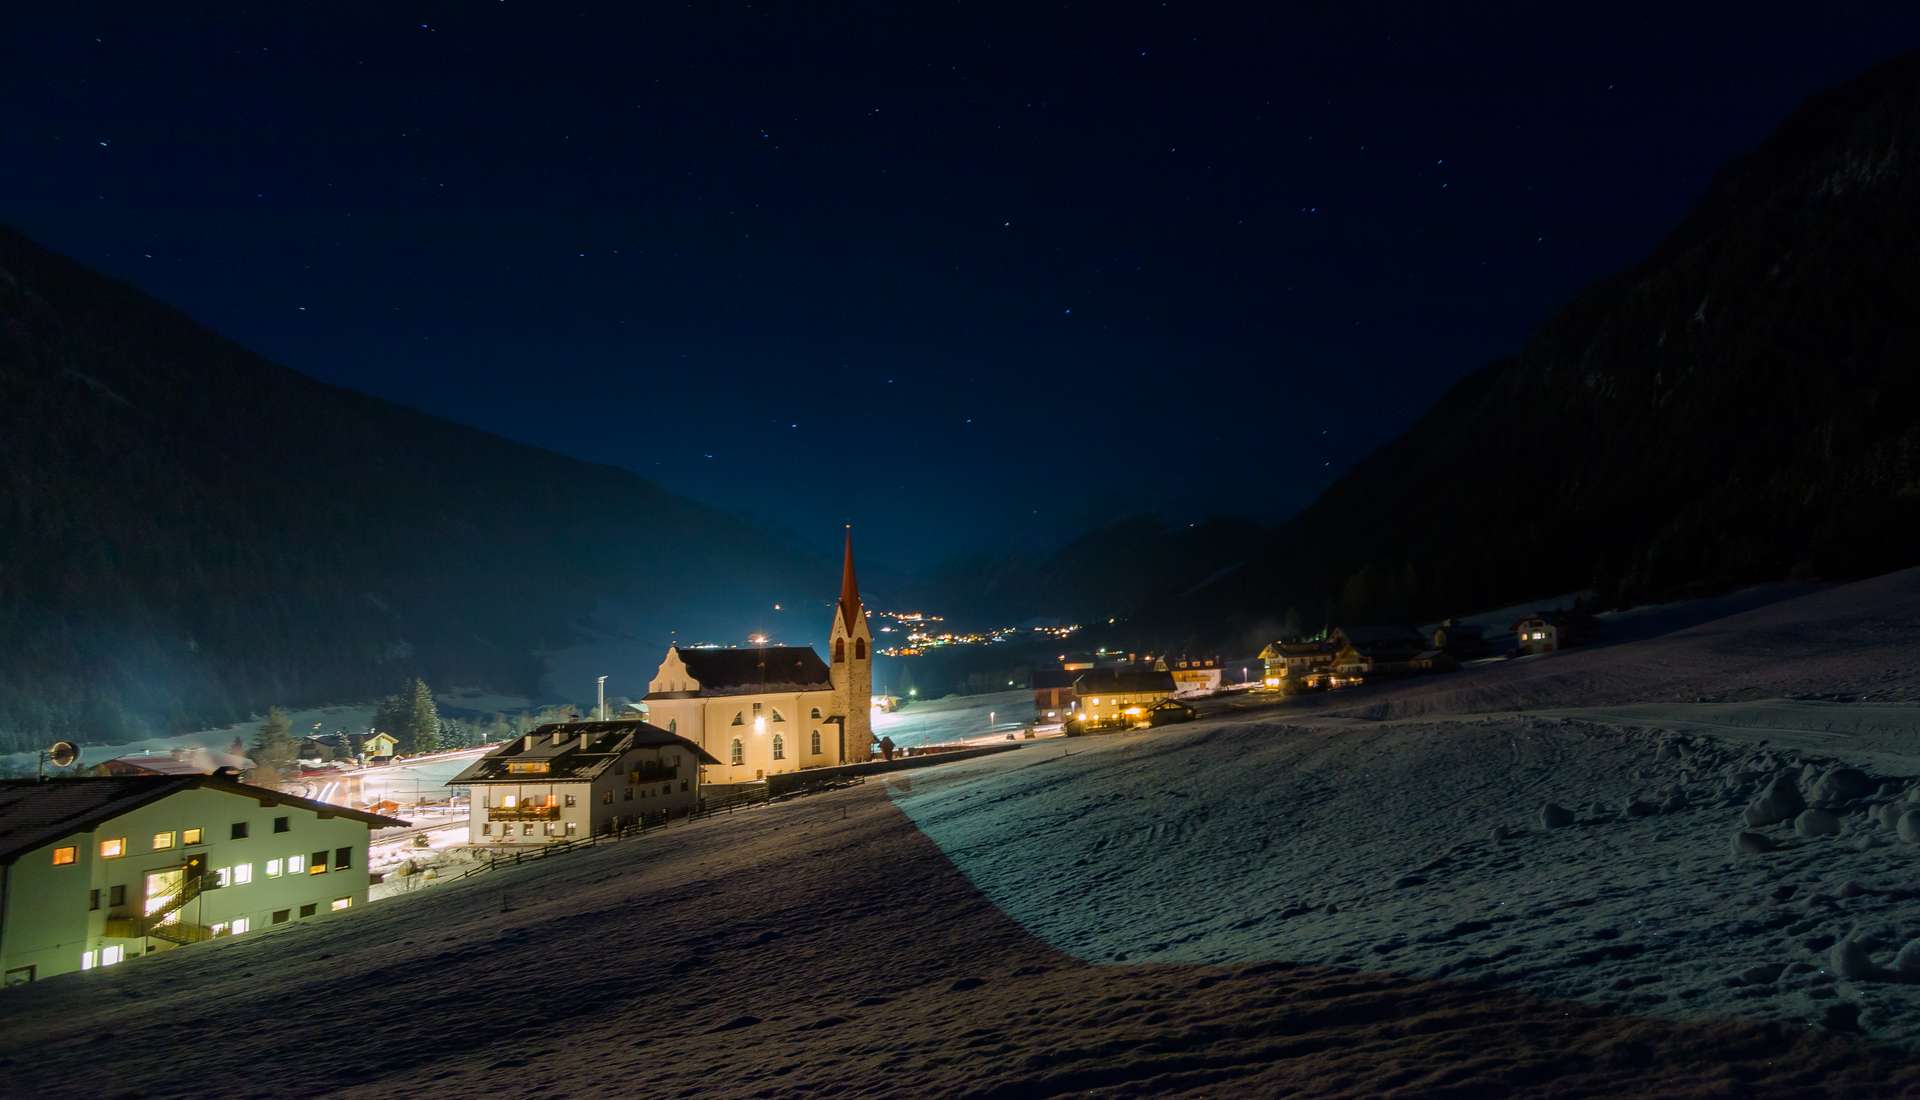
top-left (646, 646), bottom-right (833, 699)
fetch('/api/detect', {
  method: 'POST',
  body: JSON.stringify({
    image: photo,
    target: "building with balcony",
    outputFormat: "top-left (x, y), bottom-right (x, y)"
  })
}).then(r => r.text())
top-left (448, 721), bottom-right (720, 845)
top-left (1258, 639), bottom-right (1337, 691)
top-left (0, 774), bottom-right (407, 987)
top-left (1071, 665), bottom-right (1177, 730)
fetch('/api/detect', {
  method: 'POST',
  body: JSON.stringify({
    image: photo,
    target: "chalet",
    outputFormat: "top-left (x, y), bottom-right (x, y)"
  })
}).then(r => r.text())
top-left (1158, 655), bottom-right (1226, 697)
top-left (360, 732), bottom-right (400, 763)
top-left (1514, 612), bottom-right (1577, 655)
top-left (1258, 639), bottom-right (1336, 691)
top-left (643, 528), bottom-right (873, 785)
top-left (0, 775), bottom-right (405, 986)
top-left (1072, 666), bottom-right (1177, 729)
top-left (1030, 667), bottom-right (1078, 722)
top-left (448, 721), bottom-right (719, 844)
top-left (1327, 626), bottom-right (1432, 684)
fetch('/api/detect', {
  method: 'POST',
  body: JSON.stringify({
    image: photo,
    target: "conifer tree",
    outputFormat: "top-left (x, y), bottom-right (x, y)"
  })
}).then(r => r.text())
top-left (404, 678), bottom-right (440, 754)
top-left (251, 706), bottom-right (295, 772)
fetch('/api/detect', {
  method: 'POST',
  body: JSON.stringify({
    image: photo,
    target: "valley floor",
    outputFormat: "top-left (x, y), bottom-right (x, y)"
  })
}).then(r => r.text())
top-left (5, 571), bottom-right (1920, 1097)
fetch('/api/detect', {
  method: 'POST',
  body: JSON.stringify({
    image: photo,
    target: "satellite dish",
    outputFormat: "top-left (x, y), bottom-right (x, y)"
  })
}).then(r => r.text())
top-left (46, 741), bottom-right (79, 769)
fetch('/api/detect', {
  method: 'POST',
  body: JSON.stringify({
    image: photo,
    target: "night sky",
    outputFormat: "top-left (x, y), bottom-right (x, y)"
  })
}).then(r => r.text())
top-left (5, 4), bottom-right (1917, 572)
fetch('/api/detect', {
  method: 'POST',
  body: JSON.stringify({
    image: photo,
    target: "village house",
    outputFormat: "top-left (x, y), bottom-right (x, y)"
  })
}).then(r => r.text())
top-left (1258, 639), bottom-right (1337, 691)
top-left (1030, 667), bottom-right (1078, 723)
top-left (642, 527), bottom-right (874, 786)
top-left (448, 721), bottom-right (718, 844)
top-left (1158, 655), bottom-right (1226, 697)
top-left (0, 774), bottom-right (406, 986)
top-left (95, 746), bottom-right (251, 778)
top-left (1072, 665), bottom-right (1178, 729)
top-left (1326, 626), bottom-right (1437, 684)
top-left (1514, 612), bottom-right (1577, 655)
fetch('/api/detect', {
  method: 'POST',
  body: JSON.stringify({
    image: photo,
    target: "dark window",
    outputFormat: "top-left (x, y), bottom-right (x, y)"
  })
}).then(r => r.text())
top-left (334, 847), bottom-right (351, 869)
top-left (615, 762), bottom-right (624, 774)
top-left (810, 707), bottom-right (821, 720)
top-left (624, 788), bottom-right (633, 801)
top-left (772, 734), bottom-right (785, 760)
top-left (109, 885), bottom-right (126, 907)
top-left (272, 909), bottom-right (290, 925)
top-left (273, 817), bottom-right (289, 833)
top-left (729, 712), bottom-right (744, 726)
top-left (811, 730), bottom-right (822, 754)
top-left (521, 824), bottom-right (533, 836)
top-left (855, 638), bottom-right (866, 660)
top-left (602, 790), bottom-right (612, 804)
top-left (834, 639), bottom-right (845, 662)
top-left (299, 903), bottom-right (317, 918)
top-left (230, 822), bottom-right (249, 840)
top-left (311, 851), bottom-right (328, 872)
top-left (680, 780), bottom-right (688, 792)
top-left (481, 823), bottom-right (491, 836)
top-left (564, 794), bottom-right (577, 807)
top-left (89, 889), bottom-right (100, 911)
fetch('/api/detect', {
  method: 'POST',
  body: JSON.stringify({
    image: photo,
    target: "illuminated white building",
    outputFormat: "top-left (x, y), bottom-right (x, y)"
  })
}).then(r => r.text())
top-left (642, 528), bottom-right (874, 785)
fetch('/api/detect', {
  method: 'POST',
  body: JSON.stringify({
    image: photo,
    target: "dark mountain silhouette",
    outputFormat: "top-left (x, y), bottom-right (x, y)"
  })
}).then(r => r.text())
top-left (946, 52), bottom-right (1920, 652)
top-left (0, 227), bottom-right (824, 752)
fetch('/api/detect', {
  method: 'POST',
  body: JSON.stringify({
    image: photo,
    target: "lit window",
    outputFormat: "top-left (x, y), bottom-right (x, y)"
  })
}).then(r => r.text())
top-left (215, 866), bottom-right (232, 887)
top-left (501, 794), bottom-right (518, 809)
top-left (330, 897), bottom-right (352, 911)
top-left (564, 794), bottom-right (577, 807)
top-left (309, 851), bottom-right (328, 874)
top-left (231, 917), bottom-right (251, 934)
top-left (564, 822), bottom-right (578, 835)
top-left (772, 734), bottom-right (785, 760)
top-left (521, 824), bottom-right (532, 836)
top-left (810, 730), bottom-right (822, 754)
top-left (266, 858), bottom-right (282, 878)
top-left (151, 831), bottom-right (175, 851)
top-left (287, 854), bottom-right (307, 874)
top-left (182, 828), bottom-right (203, 845)
top-left (210, 922), bottom-right (229, 936)
top-left (80, 950), bottom-right (97, 971)
top-left (100, 946), bottom-right (125, 967)
top-left (99, 838), bottom-right (125, 859)
top-left (730, 739), bottom-right (744, 766)
top-left (51, 846), bottom-right (77, 866)
top-left (232, 863), bottom-right (253, 885)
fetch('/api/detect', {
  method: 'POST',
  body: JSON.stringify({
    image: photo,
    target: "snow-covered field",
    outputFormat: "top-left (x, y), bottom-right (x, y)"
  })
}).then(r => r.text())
top-left (875, 687), bottom-right (1034, 748)
top-left (6, 570), bottom-right (1920, 1096)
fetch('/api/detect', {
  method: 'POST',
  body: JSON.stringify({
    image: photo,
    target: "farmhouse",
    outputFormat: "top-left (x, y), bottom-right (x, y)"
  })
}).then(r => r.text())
top-left (1514, 612), bottom-right (1576, 654)
top-left (0, 775), bottom-right (405, 986)
top-left (1259, 639), bottom-right (1337, 690)
top-left (449, 721), bottom-right (718, 844)
top-left (1073, 665), bottom-right (1177, 729)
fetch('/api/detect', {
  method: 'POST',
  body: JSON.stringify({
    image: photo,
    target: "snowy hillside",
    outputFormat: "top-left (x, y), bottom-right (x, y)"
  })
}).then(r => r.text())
top-left (5, 571), bottom-right (1920, 1097)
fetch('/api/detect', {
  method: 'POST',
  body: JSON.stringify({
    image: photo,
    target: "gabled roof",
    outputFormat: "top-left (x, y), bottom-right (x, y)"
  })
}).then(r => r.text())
top-left (646, 646), bottom-right (832, 698)
top-left (1074, 666), bottom-right (1177, 695)
top-left (0, 776), bottom-right (410, 865)
top-left (448, 721), bottom-right (720, 785)
top-left (1031, 668), bottom-right (1079, 690)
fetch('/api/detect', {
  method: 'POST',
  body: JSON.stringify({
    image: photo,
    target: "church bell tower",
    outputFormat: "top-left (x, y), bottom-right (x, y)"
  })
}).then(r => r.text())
top-left (828, 525), bottom-right (874, 763)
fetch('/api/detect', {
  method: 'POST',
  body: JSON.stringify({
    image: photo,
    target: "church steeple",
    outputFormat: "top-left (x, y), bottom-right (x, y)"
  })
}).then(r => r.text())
top-left (838, 524), bottom-right (862, 633)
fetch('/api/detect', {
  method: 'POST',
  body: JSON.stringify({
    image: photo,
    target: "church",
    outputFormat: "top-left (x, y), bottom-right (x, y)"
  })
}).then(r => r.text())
top-left (642, 527), bottom-right (874, 785)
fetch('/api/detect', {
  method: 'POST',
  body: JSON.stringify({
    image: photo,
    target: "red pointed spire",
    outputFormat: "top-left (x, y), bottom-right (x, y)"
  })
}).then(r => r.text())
top-left (838, 524), bottom-right (862, 633)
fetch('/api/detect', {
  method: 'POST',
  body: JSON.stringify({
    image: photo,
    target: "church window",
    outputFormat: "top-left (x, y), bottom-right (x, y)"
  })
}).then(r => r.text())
top-left (810, 730), bottom-right (821, 755)
top-left (730, 712), bottom-right (744, 726)
top-left (668, 718), bottom-right (677, 734)
top-left (834, 639), bottom-right (845, 662)
top-left (855, 639), bottom-right (866, 659)
top-left (772, 734), bottom-right (785, 760)
top-left (730, 739), bottom-right (744, 766)
top-left (752, 702), bottom-right (762, 717)
top-left (771, 708), bottom-right (786, 723)
top-left (810, 707), bottom-right (821, 719)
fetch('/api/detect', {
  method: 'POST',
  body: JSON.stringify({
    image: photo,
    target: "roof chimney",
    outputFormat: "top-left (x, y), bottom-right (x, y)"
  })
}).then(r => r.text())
top-left (523, 734), bottom-right (535, 751)
top-left (579, 732), bottom-right (589, 751)
top-left (551, 730), bottom-right (566, 746)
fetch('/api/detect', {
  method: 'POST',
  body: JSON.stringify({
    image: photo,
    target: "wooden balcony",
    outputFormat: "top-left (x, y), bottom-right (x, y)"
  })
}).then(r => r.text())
top-left (487, 804), bottom-right (560, 821)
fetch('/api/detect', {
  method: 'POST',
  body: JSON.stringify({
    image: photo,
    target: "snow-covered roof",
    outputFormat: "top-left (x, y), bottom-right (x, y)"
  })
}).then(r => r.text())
top-left (448, 721), bottom-right (720, 785)
top-left (0, 776), bottom-right (409, 864)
